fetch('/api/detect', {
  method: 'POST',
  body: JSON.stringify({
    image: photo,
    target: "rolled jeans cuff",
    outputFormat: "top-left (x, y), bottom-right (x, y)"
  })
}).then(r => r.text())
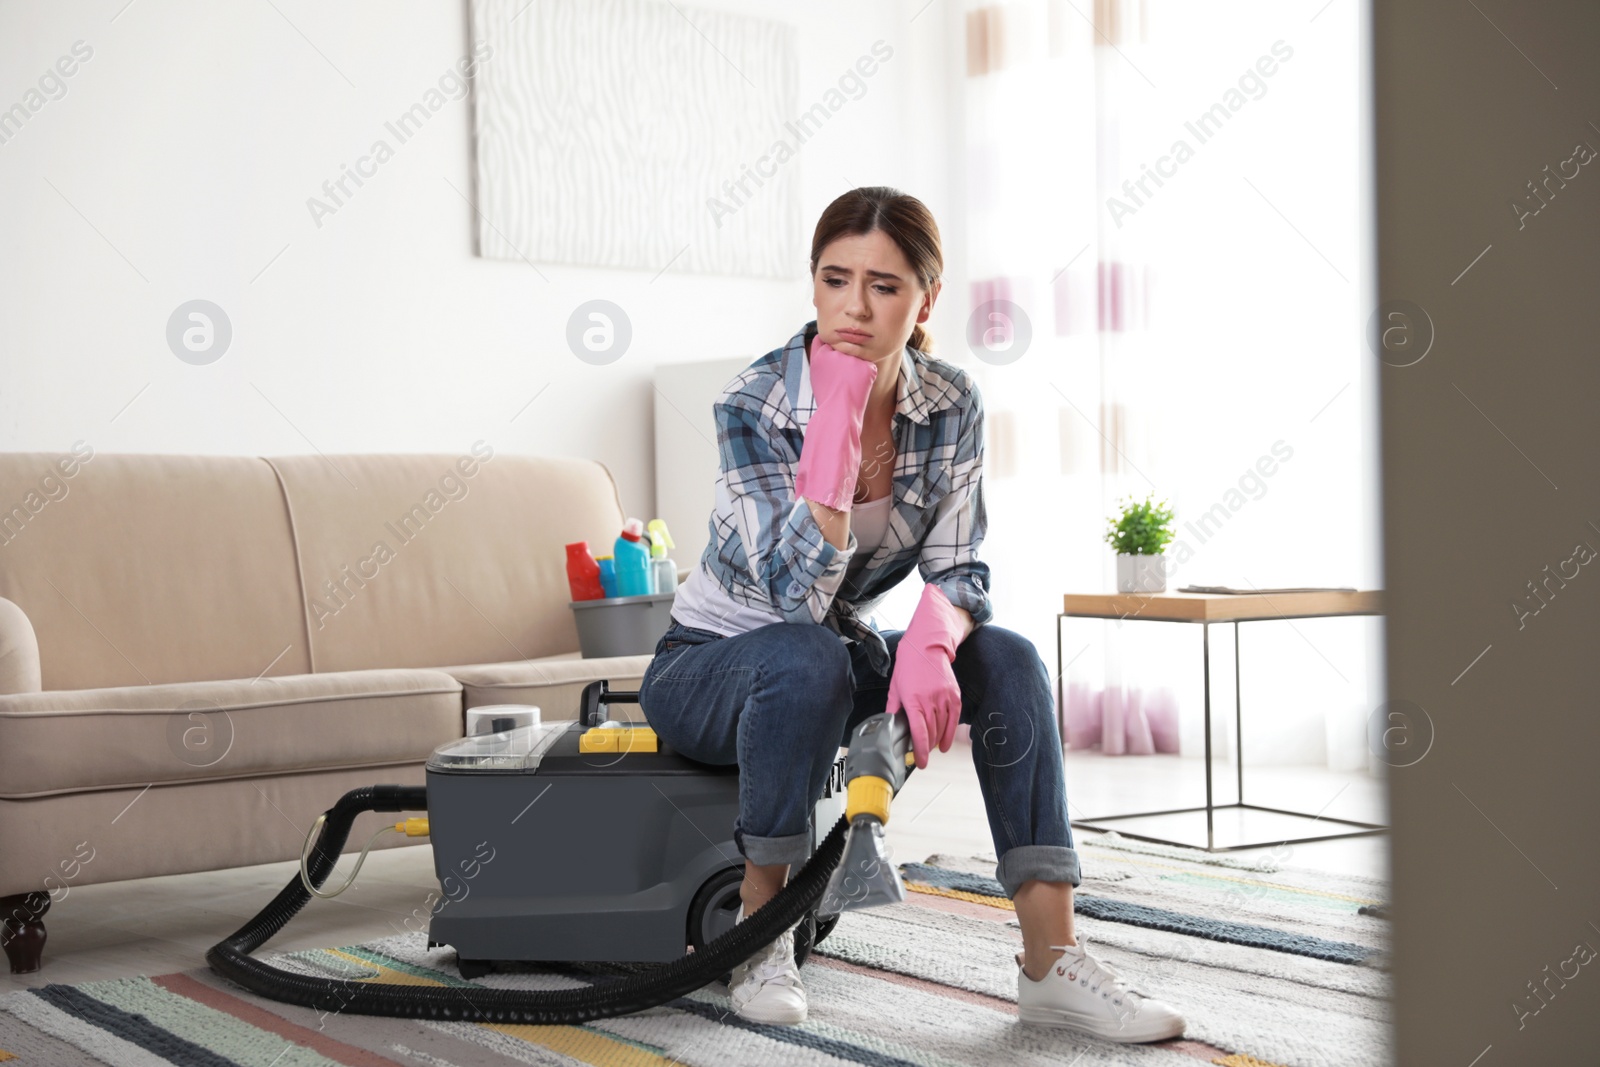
top-left (735, 825), bottom-right (812, 868)
top-left (996, 845), bottom-right (1081, 898)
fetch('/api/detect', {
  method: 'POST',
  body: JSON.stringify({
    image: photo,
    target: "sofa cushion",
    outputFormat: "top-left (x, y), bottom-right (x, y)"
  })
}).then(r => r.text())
top-left (0, 763), bottom-right (429, 897)
top-left (267, 451), bottom-right (627, 675)
top-left (0, 452), bottom-right (314, 691)
top-left (442, 652), bottom-right (654, 720)
top-left (0, 669), bottom-right (462, 799)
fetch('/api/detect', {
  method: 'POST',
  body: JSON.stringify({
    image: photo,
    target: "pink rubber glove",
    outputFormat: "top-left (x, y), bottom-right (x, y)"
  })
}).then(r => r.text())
top-left (794, 337), bottom-right (879, 512)
top-left (887, 583), bottom-right (966, 770)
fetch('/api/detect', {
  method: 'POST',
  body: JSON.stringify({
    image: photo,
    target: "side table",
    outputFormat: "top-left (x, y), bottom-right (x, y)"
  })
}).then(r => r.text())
top-left (1055, 589), bottom-right (1386, 851)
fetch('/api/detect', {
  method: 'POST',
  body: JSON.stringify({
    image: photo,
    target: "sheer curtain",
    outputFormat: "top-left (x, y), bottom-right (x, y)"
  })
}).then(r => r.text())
top-left (953, 0), bottom-right (1381, 771)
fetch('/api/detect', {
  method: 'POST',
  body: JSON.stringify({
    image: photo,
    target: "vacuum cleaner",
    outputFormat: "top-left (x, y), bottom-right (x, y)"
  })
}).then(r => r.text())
top-left (206, 680), bottom-right (918, 1024)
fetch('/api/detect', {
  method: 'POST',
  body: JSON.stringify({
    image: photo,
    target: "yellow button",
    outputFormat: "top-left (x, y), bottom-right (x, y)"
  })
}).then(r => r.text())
top-left (579, 729), bottom-right (617, 752)
top-left (580, 726), bottom-right (659, 753)
top-left (622, 728), bottom-right (659, 753)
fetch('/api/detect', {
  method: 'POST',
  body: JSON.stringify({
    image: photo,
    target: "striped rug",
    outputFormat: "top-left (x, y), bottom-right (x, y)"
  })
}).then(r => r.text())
top-left (0, 830), bottom-right (1390, 1067)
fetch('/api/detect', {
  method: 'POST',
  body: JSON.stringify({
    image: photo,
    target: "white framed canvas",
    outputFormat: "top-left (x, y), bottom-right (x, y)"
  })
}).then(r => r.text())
top-left (468, 0), bottom-right (801, 278)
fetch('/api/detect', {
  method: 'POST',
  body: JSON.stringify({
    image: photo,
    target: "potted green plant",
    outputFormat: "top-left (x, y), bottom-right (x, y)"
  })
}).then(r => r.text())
top-left (1104, 493), bottom-right (1178, 593)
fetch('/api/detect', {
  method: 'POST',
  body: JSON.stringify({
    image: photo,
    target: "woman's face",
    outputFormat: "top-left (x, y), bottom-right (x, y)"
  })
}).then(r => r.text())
top-left (811, 229), bottom-right (940, 366)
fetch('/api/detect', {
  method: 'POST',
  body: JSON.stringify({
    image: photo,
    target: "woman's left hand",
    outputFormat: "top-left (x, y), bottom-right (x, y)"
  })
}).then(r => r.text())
top-left (886, 584), bottom-right (966, 769)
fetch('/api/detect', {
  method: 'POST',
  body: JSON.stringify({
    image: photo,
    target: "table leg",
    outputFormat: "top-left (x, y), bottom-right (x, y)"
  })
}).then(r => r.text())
top-left (1202, 620), bottom-right (1214, 850)
top-left (1068, 610), bottom-right (1385, 852)
top-left (1235, 619), bottom-right (1244, 807)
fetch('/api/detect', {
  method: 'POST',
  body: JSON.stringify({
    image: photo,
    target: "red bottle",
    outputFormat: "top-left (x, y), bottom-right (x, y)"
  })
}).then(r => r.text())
top-left (566, 542), bottom-right (606, 601)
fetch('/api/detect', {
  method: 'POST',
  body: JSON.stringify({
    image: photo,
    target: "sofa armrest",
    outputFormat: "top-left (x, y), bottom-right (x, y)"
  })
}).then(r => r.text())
top-left (442, 653), bottom-right (654, 720)
top-left (0, 598), bottom-right (41, 696)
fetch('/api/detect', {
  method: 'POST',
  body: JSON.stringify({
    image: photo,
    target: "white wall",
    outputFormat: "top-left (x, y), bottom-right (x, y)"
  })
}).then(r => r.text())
top-left (0, 0), bottom-right (958, 528)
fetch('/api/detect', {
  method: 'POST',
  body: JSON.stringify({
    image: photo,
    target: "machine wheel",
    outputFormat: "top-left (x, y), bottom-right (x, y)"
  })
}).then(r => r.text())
top-left (688, 865), bottom-right (744, 986)
top-left (456, 956), bottom-right (492, 980)
top-left (688, 866), bottom-right (815, 985)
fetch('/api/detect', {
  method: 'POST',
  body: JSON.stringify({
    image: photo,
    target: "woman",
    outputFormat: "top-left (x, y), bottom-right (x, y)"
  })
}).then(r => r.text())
top-left (638, 187), bottom-right (1185, 1043)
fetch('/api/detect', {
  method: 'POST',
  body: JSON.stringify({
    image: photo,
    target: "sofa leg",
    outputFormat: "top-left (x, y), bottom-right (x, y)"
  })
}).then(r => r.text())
top-left (2, 892), bottom-right (50, 974)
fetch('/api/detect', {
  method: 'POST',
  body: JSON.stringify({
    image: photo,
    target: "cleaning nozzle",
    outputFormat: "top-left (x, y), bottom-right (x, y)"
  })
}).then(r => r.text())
top-left (646, 519), bottom-right (675, 558)
top-left (817, 712), bottom-right (914, 918)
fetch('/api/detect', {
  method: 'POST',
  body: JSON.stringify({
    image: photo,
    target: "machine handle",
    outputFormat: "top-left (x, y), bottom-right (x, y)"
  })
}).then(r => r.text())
top-left (842, 712), bottom-right (914, 795)
top-left (579, 679), bottom-right (643, 727)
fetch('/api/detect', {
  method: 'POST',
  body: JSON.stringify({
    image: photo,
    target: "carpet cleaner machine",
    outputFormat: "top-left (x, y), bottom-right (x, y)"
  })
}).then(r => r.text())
top-left (206, 680), bottom-right (919, 1024)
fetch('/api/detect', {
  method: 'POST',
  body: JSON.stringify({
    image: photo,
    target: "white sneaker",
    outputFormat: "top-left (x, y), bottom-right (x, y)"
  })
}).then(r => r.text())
top-left (1016, 933), bottom-right (1185, 1043)
top-left (726, 904), bottom-right (807, 1025)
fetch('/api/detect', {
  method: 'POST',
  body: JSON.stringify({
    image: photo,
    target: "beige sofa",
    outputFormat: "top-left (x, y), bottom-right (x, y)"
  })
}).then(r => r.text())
top-left (0, 445), bottom-right (661, 973)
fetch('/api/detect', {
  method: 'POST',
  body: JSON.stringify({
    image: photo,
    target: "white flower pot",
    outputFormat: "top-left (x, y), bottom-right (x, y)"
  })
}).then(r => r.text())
top-left (1116, 552), bottom-right (1167, 594)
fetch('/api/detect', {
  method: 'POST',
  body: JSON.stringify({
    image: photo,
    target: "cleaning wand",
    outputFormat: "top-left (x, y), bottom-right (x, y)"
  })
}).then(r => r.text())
top-left (817, 712), bottom-right (916, 918)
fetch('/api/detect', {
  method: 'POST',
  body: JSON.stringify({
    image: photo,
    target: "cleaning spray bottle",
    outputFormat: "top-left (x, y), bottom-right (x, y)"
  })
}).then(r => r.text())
top-left (646, 519), bottom-right (677, 594)
top-left (565, 542), bottom-right (606, 601)
top-left (612, 517), bottom-right (653, 597)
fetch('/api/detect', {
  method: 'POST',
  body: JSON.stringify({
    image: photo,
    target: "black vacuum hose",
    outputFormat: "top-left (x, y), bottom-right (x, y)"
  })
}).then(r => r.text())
top-left (207, 784), bottom-right (850, 1024)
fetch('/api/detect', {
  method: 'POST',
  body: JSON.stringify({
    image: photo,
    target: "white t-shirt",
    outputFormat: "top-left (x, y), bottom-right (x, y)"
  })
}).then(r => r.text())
top-left (672, 493), bottom-right (893, 636)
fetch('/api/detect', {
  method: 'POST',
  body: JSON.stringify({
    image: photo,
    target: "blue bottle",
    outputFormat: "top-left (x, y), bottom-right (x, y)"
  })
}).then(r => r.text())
top-left (612, 517), bottom-right (653, 597)
top-left (596, 555), bottom-right (618, 599)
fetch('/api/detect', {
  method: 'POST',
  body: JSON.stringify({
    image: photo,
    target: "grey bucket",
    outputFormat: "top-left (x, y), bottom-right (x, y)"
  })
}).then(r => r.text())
top-left (570, 591), bottom-right (678, 658)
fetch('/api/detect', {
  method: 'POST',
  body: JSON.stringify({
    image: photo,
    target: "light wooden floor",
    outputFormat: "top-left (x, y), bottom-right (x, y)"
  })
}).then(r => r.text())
top-left (3, 742), bottom-right (1387, 990)
top-left (887, 742), bottom-right (1389, 881)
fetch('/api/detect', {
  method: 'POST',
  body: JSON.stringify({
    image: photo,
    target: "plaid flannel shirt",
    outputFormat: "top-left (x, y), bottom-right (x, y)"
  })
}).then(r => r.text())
top-left (694, 319), bottom-right (993, 678)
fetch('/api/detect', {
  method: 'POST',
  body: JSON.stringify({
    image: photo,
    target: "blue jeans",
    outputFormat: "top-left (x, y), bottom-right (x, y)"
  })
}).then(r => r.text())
top-left (637, 618), bottom-right (1081, 898)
